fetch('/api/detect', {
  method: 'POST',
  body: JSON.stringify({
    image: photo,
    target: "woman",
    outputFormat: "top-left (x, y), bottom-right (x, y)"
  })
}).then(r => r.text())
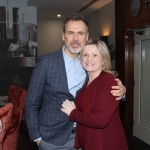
top-left (61, 38), bottom-right (128, 150)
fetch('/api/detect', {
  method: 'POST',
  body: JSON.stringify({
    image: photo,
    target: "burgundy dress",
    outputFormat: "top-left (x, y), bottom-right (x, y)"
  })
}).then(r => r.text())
top-left (70, 71), bottom-right (128, 150)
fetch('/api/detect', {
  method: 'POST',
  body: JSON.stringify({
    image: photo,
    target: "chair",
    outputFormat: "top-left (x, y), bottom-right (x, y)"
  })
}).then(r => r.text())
top-left (3, 85), bottom-right (27, 150)
top-left (0, 103), bottom-right (13, 150)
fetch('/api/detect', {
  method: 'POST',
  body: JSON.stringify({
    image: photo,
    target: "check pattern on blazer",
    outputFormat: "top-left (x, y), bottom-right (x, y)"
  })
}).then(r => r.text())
top-left (25, 49), bottom-right (78, 145)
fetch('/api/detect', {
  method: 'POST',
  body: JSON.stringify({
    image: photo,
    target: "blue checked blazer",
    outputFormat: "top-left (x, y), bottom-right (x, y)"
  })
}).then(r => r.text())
top-left (25, 48), bottom-right (85, 145)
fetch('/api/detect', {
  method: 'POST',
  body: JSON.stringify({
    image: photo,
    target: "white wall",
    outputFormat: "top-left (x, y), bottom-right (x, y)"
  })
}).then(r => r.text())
top-left (86, 1), bottom-right (115, 69)
top-left (37, 17), bottom-right (64, 56)
top-left (86, 1), bottom-right (115, 46)
top-left (37, 1), bottom-right (115, 56)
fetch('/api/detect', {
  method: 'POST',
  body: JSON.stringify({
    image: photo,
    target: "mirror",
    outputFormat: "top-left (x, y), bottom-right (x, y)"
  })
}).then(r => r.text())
top-left (130, 0), bottom-right (141, 17)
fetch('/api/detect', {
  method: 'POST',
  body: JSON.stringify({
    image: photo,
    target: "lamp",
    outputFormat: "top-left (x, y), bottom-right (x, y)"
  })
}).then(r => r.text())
top-left (100, 36), bottom-right (108, 46)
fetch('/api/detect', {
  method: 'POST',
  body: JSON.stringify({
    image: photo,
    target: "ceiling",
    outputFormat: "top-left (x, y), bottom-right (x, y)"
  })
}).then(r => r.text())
top-left (27, 0), bottom-right (113, 19)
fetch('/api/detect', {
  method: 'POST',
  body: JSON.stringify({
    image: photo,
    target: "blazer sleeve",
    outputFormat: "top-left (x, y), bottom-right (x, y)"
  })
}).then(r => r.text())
top-left (70, 74), bottom-right (119, 129)
top-left (25, 56), bottom-right (47, 140)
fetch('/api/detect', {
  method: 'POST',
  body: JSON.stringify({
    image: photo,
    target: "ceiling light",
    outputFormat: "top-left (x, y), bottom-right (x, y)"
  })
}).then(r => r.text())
top-left (57, 14), bottom-right (61, 17)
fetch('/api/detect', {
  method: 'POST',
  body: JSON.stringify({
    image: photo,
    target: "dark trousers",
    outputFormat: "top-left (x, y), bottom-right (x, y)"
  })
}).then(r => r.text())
top-left (38, 134), bottom-right (79, 150)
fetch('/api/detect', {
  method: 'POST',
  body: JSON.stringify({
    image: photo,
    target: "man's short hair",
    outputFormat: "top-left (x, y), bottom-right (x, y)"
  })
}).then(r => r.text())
top-left (63, 14), bottom-right (88, 33)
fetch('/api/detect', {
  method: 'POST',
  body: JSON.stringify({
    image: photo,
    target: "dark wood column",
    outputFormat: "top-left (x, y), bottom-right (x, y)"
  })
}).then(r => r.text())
top-left (124, 31), bottom-right (134, 135)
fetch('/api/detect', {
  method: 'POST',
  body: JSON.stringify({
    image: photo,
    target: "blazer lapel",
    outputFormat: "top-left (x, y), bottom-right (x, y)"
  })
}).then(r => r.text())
top-left (57, 50), bottom-right (69, 93)
top-left (57, 49), bottom-right (76, 100)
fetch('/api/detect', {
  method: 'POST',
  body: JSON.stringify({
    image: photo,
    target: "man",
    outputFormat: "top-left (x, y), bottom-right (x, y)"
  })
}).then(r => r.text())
top-left (25, 14), bottom-right (126, 150)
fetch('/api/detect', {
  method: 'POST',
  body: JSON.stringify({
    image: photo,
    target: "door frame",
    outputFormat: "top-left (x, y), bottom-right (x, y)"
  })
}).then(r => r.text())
top-left (133, 30), bottom-right (150, 145)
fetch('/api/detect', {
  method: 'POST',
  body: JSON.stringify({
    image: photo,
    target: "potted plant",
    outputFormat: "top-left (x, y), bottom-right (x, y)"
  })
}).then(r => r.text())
top-left (108, 43), bottom-right (115, 62)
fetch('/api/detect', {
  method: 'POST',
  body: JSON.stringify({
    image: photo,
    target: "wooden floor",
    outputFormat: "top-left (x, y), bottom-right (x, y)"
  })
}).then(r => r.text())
top-left (17, 121), bottom-right (150, 150)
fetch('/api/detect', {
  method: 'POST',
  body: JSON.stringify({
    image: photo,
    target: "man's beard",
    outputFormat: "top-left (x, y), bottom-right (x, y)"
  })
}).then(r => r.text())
top-left (65, 41), bottom-right (85, 54)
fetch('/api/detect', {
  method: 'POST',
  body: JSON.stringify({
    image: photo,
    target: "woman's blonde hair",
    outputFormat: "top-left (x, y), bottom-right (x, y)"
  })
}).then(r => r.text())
top-left (83, 38), bottom-right (118, 76)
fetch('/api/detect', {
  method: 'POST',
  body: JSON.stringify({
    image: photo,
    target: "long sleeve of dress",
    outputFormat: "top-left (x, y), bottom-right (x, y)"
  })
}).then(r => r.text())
top-left (69, 72), bottom-right (119, 129)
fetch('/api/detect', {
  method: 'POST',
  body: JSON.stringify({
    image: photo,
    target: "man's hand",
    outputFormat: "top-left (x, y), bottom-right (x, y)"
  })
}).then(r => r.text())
top-left (36, 139), bottom-right (41, 146)
top-left (111, 78), bottom-right (126, 100)
top-left (61, 99), bottom-right (76, 116)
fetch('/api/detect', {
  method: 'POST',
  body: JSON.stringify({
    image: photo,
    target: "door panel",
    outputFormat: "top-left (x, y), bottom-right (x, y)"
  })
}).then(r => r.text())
top-left (134, 29), bottom-right (150, 145)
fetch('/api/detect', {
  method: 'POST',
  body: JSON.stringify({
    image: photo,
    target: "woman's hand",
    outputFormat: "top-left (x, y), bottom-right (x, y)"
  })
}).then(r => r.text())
top-left (111, 78), bottom-right (126, 100)
top-left (0, 119), bottom-right (2, 133)
top-left (61, 99), bottom-right (76, 116)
